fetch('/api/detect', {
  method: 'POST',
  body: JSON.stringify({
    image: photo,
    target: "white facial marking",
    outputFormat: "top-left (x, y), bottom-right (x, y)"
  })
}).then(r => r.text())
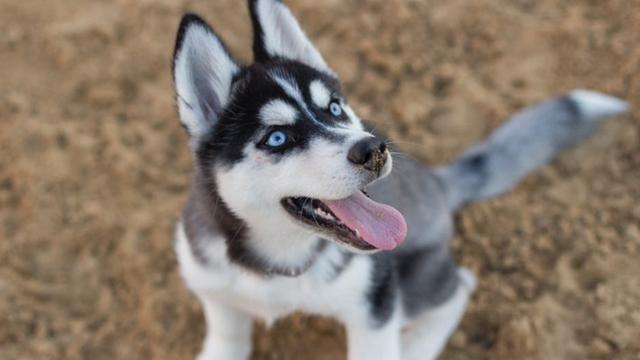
top-left (309, 80), bottom-right (331, 109)
top-left (271, 73), bottom-right (303, 104)
top-left (340, 105), bottom-right (364, 131)
top-left (260, 99), bottom-right (299, 126)
top-left (270, 71), bottom-right (322, 126)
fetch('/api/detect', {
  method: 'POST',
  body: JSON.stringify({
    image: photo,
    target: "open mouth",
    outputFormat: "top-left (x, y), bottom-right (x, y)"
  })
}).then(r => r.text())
top-left (281, 191), bottom-right (407, 251)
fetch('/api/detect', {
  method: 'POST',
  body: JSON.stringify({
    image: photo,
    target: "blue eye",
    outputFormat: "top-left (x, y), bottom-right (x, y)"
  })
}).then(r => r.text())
top-left (329, 100), bottom-right (342, 117)
top-left (265, 130), bottom-right (288, 147)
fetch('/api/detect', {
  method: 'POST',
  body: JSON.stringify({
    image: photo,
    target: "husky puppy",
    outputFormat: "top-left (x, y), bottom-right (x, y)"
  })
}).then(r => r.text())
top-left (171, 1), bottom-right (628, 359)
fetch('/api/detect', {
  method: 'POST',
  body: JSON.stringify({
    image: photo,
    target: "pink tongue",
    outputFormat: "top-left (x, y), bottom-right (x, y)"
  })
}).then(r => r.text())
top-left (323, 191), bottom-right (407, 250)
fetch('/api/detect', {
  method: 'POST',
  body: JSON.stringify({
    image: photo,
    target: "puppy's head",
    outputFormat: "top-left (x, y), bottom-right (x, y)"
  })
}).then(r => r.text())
top-left (173, 0), bottom-right (406, 253)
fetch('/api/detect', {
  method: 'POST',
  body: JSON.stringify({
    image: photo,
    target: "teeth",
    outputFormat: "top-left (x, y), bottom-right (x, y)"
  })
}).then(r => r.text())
top-left (313, 207), bottom-right (335, 220)
top-left (354, 229), bottom-right (360, 238)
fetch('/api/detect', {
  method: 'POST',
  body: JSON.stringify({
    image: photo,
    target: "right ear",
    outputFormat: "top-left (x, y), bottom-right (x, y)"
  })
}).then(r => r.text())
top-left (173, 14), bottom-right (241, 144)
top-left (248, 0), bottom-right (333, 75)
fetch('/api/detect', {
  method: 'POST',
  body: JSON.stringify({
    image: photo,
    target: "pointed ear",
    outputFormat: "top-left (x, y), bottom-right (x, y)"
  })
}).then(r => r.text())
top-left (248, 0), bottom-right (334, 74)
top-left (173, 14), bottom-right (241, 143)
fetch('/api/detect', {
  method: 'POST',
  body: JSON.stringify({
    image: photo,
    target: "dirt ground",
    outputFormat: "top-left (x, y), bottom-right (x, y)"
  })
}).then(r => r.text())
top-left (1, 0), bottom-right (639, 359)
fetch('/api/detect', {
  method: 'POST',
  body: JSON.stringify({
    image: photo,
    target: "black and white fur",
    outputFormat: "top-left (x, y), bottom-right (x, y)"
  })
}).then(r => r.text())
top-left (171, 1), bottom-right (628, 359)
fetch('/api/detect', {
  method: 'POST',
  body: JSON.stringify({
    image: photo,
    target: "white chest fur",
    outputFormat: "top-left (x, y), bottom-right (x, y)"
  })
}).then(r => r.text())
top-left (175, 223), bottom-right (374, 325)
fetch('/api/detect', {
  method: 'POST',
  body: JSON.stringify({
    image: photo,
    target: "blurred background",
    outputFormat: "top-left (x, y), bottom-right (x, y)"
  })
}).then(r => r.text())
top-left (1, 0), bottom-right (639, 359)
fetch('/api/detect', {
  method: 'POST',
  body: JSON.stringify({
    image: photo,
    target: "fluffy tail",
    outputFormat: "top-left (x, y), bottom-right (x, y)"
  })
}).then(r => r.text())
top-left (435, 90), bottom-right (628, 211)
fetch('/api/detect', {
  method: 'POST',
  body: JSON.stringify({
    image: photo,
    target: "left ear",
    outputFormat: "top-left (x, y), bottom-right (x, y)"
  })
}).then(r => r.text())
top-left (248, 0), bottom-right (334, 74)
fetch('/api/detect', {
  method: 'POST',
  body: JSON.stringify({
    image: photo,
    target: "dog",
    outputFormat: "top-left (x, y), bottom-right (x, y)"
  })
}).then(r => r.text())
top-left (171, 1), bottom-right (628, 359)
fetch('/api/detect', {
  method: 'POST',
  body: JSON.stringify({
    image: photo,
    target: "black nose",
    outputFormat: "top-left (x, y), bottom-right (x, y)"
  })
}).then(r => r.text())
top-left (347, 137), bottom-right (388, 172)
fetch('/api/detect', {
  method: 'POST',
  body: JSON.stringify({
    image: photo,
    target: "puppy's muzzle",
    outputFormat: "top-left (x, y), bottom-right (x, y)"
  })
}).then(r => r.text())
top-left (348, 137), bottom-right (388, 174)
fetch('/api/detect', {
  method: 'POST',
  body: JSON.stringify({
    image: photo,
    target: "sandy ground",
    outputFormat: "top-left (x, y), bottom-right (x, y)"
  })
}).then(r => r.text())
top-left (1, 0), bottom-right (639, 359)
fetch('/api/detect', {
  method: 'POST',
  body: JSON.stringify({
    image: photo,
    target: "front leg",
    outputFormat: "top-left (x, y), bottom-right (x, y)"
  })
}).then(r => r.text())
top-left (196, 296), bottom-right (253, 360)
top-left (346, 318), bottom-right (401, 360)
